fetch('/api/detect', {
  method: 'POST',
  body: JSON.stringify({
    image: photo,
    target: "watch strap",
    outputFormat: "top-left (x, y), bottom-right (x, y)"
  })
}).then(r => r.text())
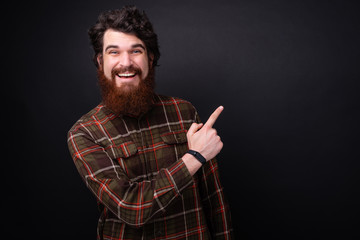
top-left (187, 150), bottom-right (207, 165)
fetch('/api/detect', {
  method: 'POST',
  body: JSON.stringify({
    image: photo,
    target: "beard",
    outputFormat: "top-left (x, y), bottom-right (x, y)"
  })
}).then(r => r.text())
top-left (97, 65), bottom-right (156, 117)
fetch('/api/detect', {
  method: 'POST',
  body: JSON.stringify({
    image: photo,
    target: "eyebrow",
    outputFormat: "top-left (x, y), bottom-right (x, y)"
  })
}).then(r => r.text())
top-left (105, 44), bottom-right (146, 52)
top-left (132, 44), bottom-right (146, 50)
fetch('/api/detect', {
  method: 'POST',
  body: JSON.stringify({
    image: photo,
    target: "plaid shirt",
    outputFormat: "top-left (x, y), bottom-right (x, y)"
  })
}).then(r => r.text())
top-left (67, 94), bottom-right (233, 240)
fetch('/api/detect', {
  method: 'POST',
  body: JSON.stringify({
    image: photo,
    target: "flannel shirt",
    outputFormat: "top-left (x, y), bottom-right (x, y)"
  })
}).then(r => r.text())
top-left (67, 94), bottom-right (233, 239)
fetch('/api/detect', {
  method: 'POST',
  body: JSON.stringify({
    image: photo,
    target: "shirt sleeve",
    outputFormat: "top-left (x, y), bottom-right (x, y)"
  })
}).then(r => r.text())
top-left (193, 111), bottom-right (234, 239)
top-left (198, 158), bottom-right (234, 239)
top-left (67, 127), bottom-right (194, 228)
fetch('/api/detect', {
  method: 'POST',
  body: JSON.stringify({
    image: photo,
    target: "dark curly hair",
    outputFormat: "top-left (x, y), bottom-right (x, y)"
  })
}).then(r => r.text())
top-left (88, 5), bottom-right (160, 69)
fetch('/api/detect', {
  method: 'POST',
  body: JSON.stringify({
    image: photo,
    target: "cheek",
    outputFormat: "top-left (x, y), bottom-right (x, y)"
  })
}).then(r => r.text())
top-left (103, 60), bottom-right (116, 79)
top-left (140, 60), bottom-right (150, 79)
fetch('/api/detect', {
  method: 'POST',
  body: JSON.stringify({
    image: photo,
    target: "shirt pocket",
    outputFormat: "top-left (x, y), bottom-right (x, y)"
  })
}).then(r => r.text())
top-left (158, 130), bottom-right (189, 168)
top-left (100, 139), bottom-right (138, 160)
top-left (100, 139), bottom-right (145, 178)
top-left (160, 129), bottom-right (188, 145)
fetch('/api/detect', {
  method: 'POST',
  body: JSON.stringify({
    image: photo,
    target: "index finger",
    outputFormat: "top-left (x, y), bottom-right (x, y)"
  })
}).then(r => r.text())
top-left (204, 106), bottom-right (224, 128)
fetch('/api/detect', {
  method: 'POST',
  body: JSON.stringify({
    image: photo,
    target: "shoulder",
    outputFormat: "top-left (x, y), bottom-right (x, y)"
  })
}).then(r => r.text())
top-left (67, 104), bottom-right (113, 135)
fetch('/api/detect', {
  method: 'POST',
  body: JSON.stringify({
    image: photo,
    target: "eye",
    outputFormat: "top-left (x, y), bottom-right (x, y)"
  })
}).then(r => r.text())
top-left (131, 49), bottom-right (142, 54)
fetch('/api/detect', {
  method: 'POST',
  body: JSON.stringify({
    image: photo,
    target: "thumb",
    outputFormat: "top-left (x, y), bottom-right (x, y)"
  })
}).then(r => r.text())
top-left (187, 123), bottom-right (203, 136)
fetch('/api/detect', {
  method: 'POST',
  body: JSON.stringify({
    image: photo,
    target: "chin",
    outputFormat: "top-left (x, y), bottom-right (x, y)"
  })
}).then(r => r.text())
top-left (117, 82), bottom-right (140, 91)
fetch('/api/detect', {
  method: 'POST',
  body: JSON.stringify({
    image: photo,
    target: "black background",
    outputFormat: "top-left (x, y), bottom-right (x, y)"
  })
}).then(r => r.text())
top-left (10, 0), bottom-right (360, 239)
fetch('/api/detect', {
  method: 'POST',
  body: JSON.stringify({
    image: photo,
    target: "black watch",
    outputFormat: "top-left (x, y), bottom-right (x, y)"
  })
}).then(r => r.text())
top-left (187, 150), bottom-right (207, 165)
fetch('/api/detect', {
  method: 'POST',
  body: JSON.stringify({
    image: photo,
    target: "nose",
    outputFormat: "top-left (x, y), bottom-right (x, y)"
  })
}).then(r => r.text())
top-left (118, 52), bottom-right (132, 67)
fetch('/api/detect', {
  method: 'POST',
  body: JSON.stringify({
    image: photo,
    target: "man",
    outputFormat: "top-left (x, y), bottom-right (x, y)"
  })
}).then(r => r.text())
top-left (67, 5), bottom-right (233, 239)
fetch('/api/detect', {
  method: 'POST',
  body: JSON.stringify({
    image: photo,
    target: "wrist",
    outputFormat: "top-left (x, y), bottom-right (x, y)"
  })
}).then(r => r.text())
top-left (187, 150), bottom-right (207, 165)
top-left (182, 153), bottom-right (202, 176)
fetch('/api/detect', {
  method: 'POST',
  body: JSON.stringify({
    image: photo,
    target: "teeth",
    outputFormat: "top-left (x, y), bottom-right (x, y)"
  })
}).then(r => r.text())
top-left (118, 73), bottom-right (136, 77)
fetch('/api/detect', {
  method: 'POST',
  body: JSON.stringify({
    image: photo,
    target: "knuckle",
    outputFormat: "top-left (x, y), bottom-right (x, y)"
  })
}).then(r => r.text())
top-left (211, 129), bottom-right (217, 136)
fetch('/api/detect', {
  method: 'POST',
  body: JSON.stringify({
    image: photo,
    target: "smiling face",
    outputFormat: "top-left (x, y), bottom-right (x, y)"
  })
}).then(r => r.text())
top-left (98, 29), bottom-right (152, 90)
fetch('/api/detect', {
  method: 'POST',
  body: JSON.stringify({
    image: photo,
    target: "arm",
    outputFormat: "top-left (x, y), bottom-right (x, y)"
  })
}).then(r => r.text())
top-left (67, 128), bottom-right (193, 228)
top-left (184, 106), bottom-right (234, 238)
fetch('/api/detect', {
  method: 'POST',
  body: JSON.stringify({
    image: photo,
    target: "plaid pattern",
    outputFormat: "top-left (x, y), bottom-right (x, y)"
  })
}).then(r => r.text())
top-left (67, 94), bottom-right (233, 239)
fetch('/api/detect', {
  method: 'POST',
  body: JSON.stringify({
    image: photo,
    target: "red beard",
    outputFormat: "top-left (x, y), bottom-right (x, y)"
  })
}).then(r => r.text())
top-left (97, 66), bottom-right (156, 117)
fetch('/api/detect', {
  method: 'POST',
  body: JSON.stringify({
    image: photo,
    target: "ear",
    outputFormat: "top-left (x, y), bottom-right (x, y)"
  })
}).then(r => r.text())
top-left (97, 54), bottom-right (103, 70)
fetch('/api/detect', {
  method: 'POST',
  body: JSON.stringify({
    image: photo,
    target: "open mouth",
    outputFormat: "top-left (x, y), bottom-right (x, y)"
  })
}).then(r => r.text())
top-left (117, 72), bottom-right (136, 78)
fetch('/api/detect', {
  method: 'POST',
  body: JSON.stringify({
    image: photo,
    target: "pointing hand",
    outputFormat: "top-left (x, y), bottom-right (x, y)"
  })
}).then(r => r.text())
top-left (186, 106), bottom-right (224, 161)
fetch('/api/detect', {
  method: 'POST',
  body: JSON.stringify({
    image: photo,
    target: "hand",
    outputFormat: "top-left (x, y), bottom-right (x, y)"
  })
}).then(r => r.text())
top-left (186, 106), bottom-right (224, 161)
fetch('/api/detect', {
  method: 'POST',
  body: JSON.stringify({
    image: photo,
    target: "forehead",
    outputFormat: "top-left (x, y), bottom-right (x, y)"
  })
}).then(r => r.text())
top-left (103, 29), bottom-right (145, 50)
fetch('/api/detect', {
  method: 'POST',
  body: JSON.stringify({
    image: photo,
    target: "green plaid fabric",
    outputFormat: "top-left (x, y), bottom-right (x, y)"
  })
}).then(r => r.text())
top-left (67, 94), bottom-right (233, 239)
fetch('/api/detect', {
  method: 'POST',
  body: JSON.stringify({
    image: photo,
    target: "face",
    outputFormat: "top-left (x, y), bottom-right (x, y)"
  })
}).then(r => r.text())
top-left (98, 29), bottom-right (152, 90)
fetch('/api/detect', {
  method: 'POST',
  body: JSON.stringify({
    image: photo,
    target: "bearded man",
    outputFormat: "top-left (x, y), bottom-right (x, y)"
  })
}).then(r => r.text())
top-left (67, 5), bottom-right (233, 239)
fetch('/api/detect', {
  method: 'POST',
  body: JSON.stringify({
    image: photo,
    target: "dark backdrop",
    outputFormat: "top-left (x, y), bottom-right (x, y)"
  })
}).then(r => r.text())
top-left (10, 0), bottom-right (360, 239)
